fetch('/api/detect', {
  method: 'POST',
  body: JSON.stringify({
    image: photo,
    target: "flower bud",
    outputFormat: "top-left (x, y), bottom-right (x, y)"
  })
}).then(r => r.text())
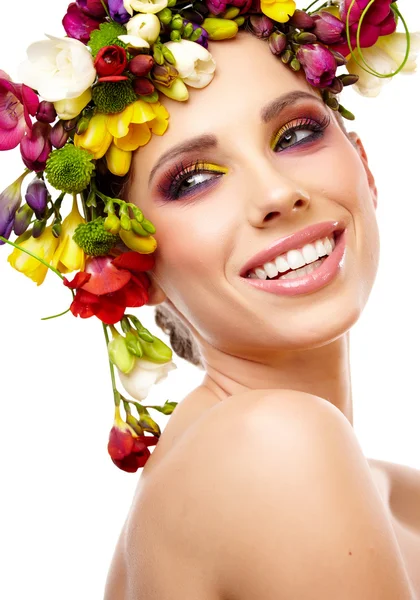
top-left (330, 49), bottom-right (347, 66)
top-left (140, 218), bottom-right (156, 234)
top-left (138, 336), bottom-right (173, 363)
top-left (32, 218), bottom-right (47, 238)
top-left (171, 15), bottom-right (184, 30)
top-left (151, 64), bottom-right (179, 87)
top-left (52, 221), bottom-right (63, 238)
top-left (20, 121), bottom-right (52, 172)
top-left (104, 214), bottom-right (121, 234)
top-left (249, 15), bottom-right (274, 39)
top-left (324, 93), bottom-right (339, 110)
top-left (223, 6), bottom-right (240, 19)
top-left (234, 16), bottom-right (245, 26)
top-left (131, 219), bottom-right (149, 236)
top-left (36, 101), bottom-right (57, 124)
top-left (170, 30), bottom-right (182, 42)
top-left (50, 121), bottom-right (70, 149)
top-left (183, 22), bottom-right (194, 38)
top-left (63, 118), bottom-right (78, 132)
top-left (128, 54), bottom-right (154, 77)
top-left (294, 31), bottom-right (317, 44)
top-left (120, 214), bottom-right (132, 230)
top-left (338, 104), bottom-right (355, 121)
top-left (281, 49), bottom-right (293, 63)
top-left (125, 330), bottom-right (144, 357)
top-left (290, 57), bottom-right (301, 71)
top-left (76, 116), bottom-right (91, 135)
top-left (157, 7), bottom-right (173, 25)
top-left (312, 10), bottom-right (345, 45)
top-left (161, 45), bottom-right (176, 65)
top-left (108, 334), bottom-right (136, 374)
top-left (339, 73), bottom-right (359, 86)
top-left (202, 17), bottom-right (238, 40)
top-left (268, 31), bottom-right (287, 55)
top-left (133, 77), bottom-right (155, 96)
top-left (13, 204), bottom-right (34, 236)
top-left (290, 9), bottom-right (315, 29)
top-left (153, 44), bottom-right (164, 66)
top-left (119, 229), bottom-right (157, 253)
top-left (325, 76), bottom-right (344, 94)
top-left (25, 177), bottom-right (48, 219)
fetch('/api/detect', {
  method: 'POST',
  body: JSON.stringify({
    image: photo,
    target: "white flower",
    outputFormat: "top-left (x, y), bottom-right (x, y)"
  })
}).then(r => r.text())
top-left (18, 35), bottom-right (96, 103)
top-left (54, 88), bottom-right (92, 120)
top-left (118, 358), bottom-right (177, 401)
top-left (347, 32), bottom-right (420, 97)
top-left (164, 40), bottom-right (216, 88)
top-left (123, 0), bottom-right (168, 16)
top-left (118, 13), bottom-right (161, 48)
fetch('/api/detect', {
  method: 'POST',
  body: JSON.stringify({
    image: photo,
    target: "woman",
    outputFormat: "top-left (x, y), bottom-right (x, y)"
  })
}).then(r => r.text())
top-left (0, 1), bottom-right (419, 598)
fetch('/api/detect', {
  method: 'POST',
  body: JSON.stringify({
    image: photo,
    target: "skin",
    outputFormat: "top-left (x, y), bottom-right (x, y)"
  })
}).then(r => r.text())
top-left (127, 31), bottom-right (380, 427)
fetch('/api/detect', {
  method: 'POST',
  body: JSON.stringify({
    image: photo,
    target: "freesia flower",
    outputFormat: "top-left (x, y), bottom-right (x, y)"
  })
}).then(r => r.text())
top-left (20, 121), bottom-right (52, 172)
top-left (7, 225), bottom-right (59, 285)
top-left (36, 101), bottom-right (57, 124)
top-left (260, 0), bottom-right (296, 24)
top-left (118, 356), bottom-right (177, 401)
top-left (63, 251), bottom-right (154, 324)
top-left (332, 0), bottom-right (397, 58)
top-left (312, 10), bottom-right (345, 45)
top-left (123, 0), bottom-right (168, 16)
top-left (163, 40), bottom-right (216, 88)
top-left (25, 177), bottom-right (48, 219)
top-left (54, 89), bottom-right (92, 120)
top-left (296, 43), bottom-right (337, 88)
top-left (51, 196), bottom-right (86, 273)
top-left (0, 71), bottom-right (39, 151)
top-left (108, 0), bottom-right (130, 24)
top-left (118, 13), bottom-right (161, 48)
top-left (18, 35), bottom-right (96, 102)
top-left (206, 0), bottom-right (252, 16)
top-left (346, 32), bottom-right (420, 97)
top-left (0, 172), bottom-right (28, 244)
top-left (62, 2), bottom-right (102, 43)
top-left (76, 0), bottom-right (108, 18)
top-left (107, 407), bottom-right (159, 472)
top-left (94, 45), bottom-right (128, 78)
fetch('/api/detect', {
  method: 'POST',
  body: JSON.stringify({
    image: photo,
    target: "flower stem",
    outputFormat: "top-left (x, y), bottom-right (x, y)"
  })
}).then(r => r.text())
top-left (103, 323), bottom-right (121, 407)
top-left (41, 307), bottom-right (71, 321)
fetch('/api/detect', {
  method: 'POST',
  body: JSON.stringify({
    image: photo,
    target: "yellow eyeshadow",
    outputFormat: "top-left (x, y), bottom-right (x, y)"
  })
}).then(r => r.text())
top-left (198, 162), bottom-right (229, 174)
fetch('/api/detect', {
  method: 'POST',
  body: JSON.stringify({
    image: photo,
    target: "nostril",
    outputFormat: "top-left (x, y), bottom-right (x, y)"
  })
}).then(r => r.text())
top-left (264, 211), bottom-right (280, 222)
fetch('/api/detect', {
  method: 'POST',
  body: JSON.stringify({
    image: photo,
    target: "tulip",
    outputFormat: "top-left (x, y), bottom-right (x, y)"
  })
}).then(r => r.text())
top-left (296, 43), bottom-right (337, 88)
top-left (201, 17), bottom-right (238, 41)
top-left (51, 196), bottom-right (86, 273)
top-left (0, 71), bottom-right (39, 151)
top-left (249, 15), bottom-right (274, 39)
top-left (25, 177), bottom-right (48, 219)
top-left (108, 0), bottom-right (130, 24)
top-left (13, 204), bottom-right (34, 236)
top-left (118, 13), bottom-right (161, 48)
top-left (7, 225), bottom-right (59, 285)
top-left (128, 54), bottom-right (154, 77)
top-left (107, 407), bottom-right (159, 472)
top-left (0, 172), bottom-right (28, 244)
top-left (50, 121), bottom-right (70, 148)
top-left (20, 121), bottom-right (52, 172)
top-left (36, 101), bottom-right (57, 124)
top-left (54, 88), bottom-right (92, 121)
top-left (63, 2), bottom-right (102, 44)
top-left (268, 31), bottom-right (287, 55)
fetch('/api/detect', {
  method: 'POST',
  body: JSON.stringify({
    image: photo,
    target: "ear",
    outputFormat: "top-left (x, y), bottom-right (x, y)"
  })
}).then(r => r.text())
top-left (146, 274), bottom-right (167, 306)
top-left (348, 132), bottom-right (378, 210)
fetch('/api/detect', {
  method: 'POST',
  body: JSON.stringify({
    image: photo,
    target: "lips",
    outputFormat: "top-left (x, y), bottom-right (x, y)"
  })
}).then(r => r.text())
top-left (240, 220), bottom-right (346, 277)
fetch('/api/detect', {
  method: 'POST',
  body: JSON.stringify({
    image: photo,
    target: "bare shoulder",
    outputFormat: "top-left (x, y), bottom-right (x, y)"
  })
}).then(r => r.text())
top-left (141, 388), bottom-right (415, 600)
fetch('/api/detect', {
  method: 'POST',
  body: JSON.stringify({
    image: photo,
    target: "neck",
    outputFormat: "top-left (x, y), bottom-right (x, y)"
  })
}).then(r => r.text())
top-left (199, 332), bottom-right (354, 425)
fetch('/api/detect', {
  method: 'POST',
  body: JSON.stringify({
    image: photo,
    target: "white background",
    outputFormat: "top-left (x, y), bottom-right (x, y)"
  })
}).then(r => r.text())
top-left (0, 2), bottom-right (419, 598)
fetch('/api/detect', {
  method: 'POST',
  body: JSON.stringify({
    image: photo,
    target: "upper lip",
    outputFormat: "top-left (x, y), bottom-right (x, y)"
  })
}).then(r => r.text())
top-left (240, 220), bottom-right (346, 277)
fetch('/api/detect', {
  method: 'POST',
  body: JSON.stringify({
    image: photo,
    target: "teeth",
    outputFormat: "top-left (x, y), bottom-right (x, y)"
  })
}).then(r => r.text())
top-left (279, 258), bottom-right (326, 279)
top-left (248, 234), bottom-right (336, 280)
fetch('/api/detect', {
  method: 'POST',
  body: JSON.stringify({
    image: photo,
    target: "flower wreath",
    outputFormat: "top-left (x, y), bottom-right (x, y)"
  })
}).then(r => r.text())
top-left (0, 0), bottom-right (418, 472)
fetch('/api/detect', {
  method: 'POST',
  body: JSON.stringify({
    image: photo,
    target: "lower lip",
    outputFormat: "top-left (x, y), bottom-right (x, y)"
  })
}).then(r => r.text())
top-left (242, 229), bottom-right (347, 297)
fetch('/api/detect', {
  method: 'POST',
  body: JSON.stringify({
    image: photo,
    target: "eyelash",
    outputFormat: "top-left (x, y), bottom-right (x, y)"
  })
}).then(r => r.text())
top-left (157, 114), bottom-right (331, 202)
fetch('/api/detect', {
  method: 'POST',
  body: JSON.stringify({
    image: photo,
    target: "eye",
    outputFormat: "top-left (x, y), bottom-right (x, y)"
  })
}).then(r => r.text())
top-left (157, 160), bottom-right (228, 202)
top-left (272, 115), bottom-right (331, 152)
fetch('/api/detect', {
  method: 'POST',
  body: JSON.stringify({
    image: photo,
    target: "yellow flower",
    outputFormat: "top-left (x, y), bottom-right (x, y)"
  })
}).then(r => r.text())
top-left (51, 196), bottom-right (86, 273)
top-left (260, 0), bottom-right (296, 23)
top-left (8, 225), bottom-right (59, 285)
top-left (74, 99), bottom-right (169, 176)
top-left (54, 88), bottom-right (92, 120)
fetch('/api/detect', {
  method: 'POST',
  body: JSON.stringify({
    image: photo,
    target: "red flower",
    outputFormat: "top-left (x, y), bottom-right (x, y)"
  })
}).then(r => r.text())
top-left (108, 417), bottom-right (159, 472)
top-left (331, 0), bottom-right (397, 57)
top-left (63, 251), bottom-right (155, 325)
top-left (94, 45), bottom-right (128, 79)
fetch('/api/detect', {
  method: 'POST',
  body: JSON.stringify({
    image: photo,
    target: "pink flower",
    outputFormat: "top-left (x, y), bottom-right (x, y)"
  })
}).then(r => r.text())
top-left (63, 2), bottom-right (102, 44)
top-left (0, 71), bottom-right (39, 151)
top-left (20, 121), bottom-right (52, 172)
top-left (332, 0), bottom-right (397, 58)
top-left (296, 43), bottom-right (337, 88)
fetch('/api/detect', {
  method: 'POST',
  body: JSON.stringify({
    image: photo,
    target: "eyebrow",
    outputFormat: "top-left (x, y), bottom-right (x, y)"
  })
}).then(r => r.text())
top-left (148, 90), bottom-right (323, 186)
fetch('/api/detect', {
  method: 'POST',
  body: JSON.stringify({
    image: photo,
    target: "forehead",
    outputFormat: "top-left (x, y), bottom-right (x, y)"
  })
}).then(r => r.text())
top-left (132, 32), bottom-right (318, 174)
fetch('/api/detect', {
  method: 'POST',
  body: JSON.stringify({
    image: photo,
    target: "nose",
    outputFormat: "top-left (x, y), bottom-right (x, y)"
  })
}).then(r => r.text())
top-left (243, 158), bottom-right (311, 228)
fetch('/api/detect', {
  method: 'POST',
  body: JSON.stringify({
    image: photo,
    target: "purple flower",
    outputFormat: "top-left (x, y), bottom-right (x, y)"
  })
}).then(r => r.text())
top-left (296, 43), bottom-right (337, 88)
top-left (20, 121), bottom-right (52, 172)
top-left (62, 2), bottom-right (102, 44)
top-left (0, 173), bottom-right (27, 244)
top-left (249, 15), bottom-right (274, 39)
top-left (206, 0), bottom-right (251, 14)
top-left (183, 20), bottom-right (209, 49)
top-left (25, 177), bottom-right (48, 219)
top-left (36, 101), bottom-right (57, 124)
top-left (332, 0), bottom-right (397, 57)
top-left (108, 0), bottom-right (130, 24)
top-left (76, 0), bottom-right (108, 18)
top-left (312, 11), bottom-right (345, 45)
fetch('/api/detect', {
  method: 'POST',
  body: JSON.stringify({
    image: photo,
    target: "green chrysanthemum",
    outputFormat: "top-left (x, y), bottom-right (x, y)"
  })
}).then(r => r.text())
top-left (73, 217), bottom-right (120, 256)
top-left (88, 22), bottom-right (127, 57)
top-left (92, 81), bottom-right (138, 114)
top-left (45, 145), bottom-right (95, 194)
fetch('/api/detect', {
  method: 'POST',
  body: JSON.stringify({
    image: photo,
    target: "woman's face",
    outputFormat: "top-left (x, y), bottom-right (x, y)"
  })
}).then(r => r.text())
top-left (128, 32), bottom-right (380, 359)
